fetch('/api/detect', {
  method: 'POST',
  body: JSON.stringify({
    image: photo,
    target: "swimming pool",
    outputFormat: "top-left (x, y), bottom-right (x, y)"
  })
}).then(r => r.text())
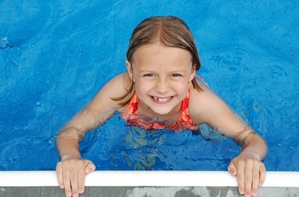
top-left (0, 0), bottom-right (298, 174)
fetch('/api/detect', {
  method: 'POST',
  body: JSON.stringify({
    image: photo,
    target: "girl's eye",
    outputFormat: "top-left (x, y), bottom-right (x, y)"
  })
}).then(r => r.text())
top-left (143, 73), bottom-right (155, 77)
top-left (171, 73), bottom-right (182, 77)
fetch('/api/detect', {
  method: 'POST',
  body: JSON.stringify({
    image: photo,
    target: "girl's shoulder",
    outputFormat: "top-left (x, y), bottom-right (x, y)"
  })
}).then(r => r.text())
top-left (89, 72), bottom-right (132, 110)
top-left (100, 72), bottom-right (132, 95)
top-left (189, 79), bottom-right (228, 124)
top-left (189, 78), bottom-right (216, 104)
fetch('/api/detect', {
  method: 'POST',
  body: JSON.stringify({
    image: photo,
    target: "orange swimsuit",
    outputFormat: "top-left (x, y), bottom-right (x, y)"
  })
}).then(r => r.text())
top-left (122, 87), bottom-right (198, 131)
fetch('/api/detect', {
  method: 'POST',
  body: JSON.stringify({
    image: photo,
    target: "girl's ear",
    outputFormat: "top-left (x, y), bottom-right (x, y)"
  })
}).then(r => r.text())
top-left (189, 65), bottom-right (196, 82)
top-left (125, 60), bottom-right (134, 80)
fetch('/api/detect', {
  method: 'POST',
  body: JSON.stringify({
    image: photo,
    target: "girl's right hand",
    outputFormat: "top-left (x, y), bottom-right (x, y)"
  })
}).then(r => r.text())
top-left (56, 158), bottom-right (96, 197)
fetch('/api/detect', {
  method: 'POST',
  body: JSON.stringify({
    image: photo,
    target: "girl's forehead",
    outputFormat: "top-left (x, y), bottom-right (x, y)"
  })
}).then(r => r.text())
top-left (131, 45), bottom-right (193, 72)
top-left (132, 43), bottom-right (192, 62)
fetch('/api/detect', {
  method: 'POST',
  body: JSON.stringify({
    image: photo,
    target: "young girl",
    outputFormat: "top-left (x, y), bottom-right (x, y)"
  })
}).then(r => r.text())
top-left (56, 16), bottom-right (267, 197)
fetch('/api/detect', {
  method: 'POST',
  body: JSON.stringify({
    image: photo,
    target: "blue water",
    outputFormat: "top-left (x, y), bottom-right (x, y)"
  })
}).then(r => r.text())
top-left (0, 1), bottom-right (298, 171)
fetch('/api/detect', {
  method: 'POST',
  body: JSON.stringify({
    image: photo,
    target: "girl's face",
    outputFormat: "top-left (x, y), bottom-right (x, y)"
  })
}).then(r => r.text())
top-left (126, 43), bottom-right (195, 118)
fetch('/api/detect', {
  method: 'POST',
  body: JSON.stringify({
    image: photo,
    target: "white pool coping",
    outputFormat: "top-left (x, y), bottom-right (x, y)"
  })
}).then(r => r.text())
top-left (0, 171), bottom-right (298, 187)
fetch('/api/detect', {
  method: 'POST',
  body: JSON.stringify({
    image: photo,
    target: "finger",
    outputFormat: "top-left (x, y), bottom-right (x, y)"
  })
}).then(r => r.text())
top-left (244, 160), bottom-right (253, 197)
top-left (85, 162), bottom-right (96, 175)
top-left (236, 160), bottom-right (245, 195)
top-left (251, 162), bottom-right (260, 196)
top-left (62, 162), bottom-right (72, 197)
top-left (228, 160), bottom-right (237, 176)
top-left (56, 162), bottom-right (64, 189)
top-left (78, 164), bottom-right (86, 194)
top-left (259, 163), bottom-right (267, 186)
top-left (70, 162), bottom-right (79, 197)
top-left (77, 161), bottom-right (96, 194)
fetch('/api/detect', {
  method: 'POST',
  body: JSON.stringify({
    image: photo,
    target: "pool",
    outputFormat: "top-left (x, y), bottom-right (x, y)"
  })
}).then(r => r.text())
top-left (0, 0), bottom-right (298, 187)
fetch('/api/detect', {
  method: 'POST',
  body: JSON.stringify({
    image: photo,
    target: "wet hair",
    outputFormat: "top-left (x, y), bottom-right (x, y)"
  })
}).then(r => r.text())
top-left (113, 16), bottom-right (202, 106)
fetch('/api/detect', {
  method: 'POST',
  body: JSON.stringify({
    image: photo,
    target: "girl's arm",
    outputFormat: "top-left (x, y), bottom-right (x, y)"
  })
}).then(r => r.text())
top-left (56, 73), bottom-right (132, 197)
top-left (190, 82), bottom-right (267, 197)
top-left (56, 106), bottom-right (112, 197)
top-left (56, 105), bottom-right (115, 160)
top-left (227, 126), bottom-right (267, 197)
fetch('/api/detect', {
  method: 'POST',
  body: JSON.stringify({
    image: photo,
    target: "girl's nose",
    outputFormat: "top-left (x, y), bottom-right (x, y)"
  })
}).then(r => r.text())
top-left (156, 79), bottom-right (169, 93)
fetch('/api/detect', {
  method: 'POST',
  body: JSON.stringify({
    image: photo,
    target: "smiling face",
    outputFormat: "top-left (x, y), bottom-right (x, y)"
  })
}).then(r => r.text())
top-left (126, 43), bottom-right (195, 119)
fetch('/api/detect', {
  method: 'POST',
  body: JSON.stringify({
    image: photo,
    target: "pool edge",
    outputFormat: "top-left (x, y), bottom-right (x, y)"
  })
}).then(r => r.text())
top-left (0, 171), bottom-right (298, 187)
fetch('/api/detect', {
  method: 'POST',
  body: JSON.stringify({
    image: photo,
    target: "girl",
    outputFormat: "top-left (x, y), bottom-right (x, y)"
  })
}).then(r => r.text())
top-left (56, 16), bottom-right (267, 197)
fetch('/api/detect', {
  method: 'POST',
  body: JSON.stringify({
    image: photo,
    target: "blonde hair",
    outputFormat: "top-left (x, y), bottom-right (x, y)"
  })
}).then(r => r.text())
top-left (113, 16), bottom-right (202, 106)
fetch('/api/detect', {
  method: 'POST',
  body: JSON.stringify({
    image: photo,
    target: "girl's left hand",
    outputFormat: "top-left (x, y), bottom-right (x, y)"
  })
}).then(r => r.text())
top-left (228, 154), bottom-right (266, 197)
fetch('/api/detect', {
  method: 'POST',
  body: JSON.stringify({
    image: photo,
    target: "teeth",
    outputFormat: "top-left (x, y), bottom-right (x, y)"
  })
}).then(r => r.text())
top-left (153, 96), bottom-right (171, 102)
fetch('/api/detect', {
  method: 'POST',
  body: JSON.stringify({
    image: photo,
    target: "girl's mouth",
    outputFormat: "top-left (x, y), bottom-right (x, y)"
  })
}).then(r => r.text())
top-left (151, 96), bottom-right (173, 104)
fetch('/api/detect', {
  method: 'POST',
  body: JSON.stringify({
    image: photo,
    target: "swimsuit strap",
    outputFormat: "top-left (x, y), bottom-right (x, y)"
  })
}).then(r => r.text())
top-left (122, 92), bottom-right (139, 120)
top-left (174, 85), bottom-right (198, 131)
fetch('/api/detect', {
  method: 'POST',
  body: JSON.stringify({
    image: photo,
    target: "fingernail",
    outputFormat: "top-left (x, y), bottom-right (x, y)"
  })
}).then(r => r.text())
top-left (79, 188), bottom-right (85, 194)
top-left (229, 169), bottom-right (236, 176)
top-left (73, 192), bottom-right (79, 197)
top-left (239, 189), bottom-right (244, 195)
